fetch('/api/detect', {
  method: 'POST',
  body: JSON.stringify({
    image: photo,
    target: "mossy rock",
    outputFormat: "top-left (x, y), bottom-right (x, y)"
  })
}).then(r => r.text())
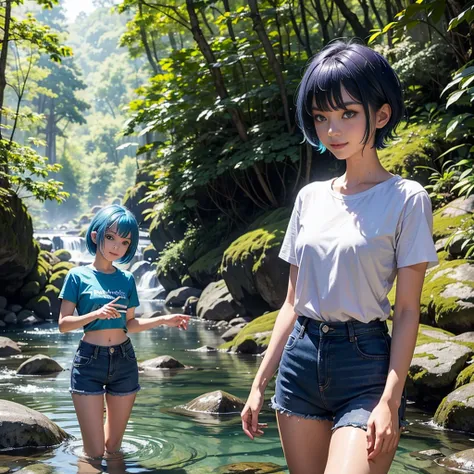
top-left (52, 250), bottom-right (71, 262)
top-left (379, 121), bottom-right (441, 185)
top-left (49, 270), bottom-right (68, 290)
top-left (434, 382), bottom-right (474, 433)
top-left (189, 245), bottom-right (226, 288)
top-left (455, 362), bottom-right (474, 389)
top-left (180, 274), bottom-right (193, 287)
top-left (19, 281), bottom-right (41, 301)
top-left (25, 294), bottom-right (51, 320)
top-left (123, 182), bottom-right (153, 225)
top-left (220, 311), bottom-right (278, 353)
top-left (52, 262), bottom-right (75, 273)
top-left (432, 196), bottom-right (474, 241)
top-left (221, 209), bottom-right (291, 316)
top-left (143, 243), bottom-right (159, 262)
top-left (0, 193), bottom-right (38, 297)
top-left (39, 251), bottom-right (60, 267)
top-left (25, 262), bottom-right (49, 290)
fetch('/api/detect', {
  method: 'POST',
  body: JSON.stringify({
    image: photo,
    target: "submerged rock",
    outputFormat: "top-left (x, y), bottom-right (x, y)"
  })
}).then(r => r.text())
top-left (0, 400), bottom-right (70, 450)
top-left (407, 342), bottom-right (473, 404)
top-left (16, 355), bottom-right (64, 375)
top-left (139, 355), bottom-right (185, 370)
top-left (434, 383), bottom-right (474, 433)
top-left (0, 337), bottom-right (21, 356)
top-left (183, 390), bottom-right (244, 414)
top-left (221, 324), bottom-right (246, 342)
top-left (437, 448), bottom-right (474, 472)
top-left (215, 462), bottom-right (285, 473)
top-left (16, 464), bottom-right (53, 474)
top-left (188, 346), bottom-right (217, 353)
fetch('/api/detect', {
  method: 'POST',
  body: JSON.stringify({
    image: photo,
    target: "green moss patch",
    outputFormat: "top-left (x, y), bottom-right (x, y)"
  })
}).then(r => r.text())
top-left (220, 310), bottom-right (278, 351)
top-left (455, 364), bottom-right (474, 389)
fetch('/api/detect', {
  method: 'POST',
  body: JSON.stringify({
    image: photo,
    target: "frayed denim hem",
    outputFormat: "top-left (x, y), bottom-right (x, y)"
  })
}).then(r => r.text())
top-left (270, 399), bottom-right (333, 422)
top-left (332, 422), bottom-right (367, 432)
top-left (69, 388), bottom-right (106, 396)
top-left (106, 385), bottom-right (141, 397)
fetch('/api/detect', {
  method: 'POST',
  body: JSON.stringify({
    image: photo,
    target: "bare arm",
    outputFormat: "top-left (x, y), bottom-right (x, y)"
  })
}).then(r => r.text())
top-left (58, 297), bottom-right (125, 333)
top-left (382, 262), bottom-right (428, 406)
top-left (126, 309), bottom-right (190, 333)
top-left (367, 261), bottom-right (428, 458)
top-left (241, 264), bottom-right (299, 439)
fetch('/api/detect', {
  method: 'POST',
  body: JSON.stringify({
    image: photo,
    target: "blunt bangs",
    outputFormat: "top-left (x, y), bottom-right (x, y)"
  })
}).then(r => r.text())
top-left (296, 40), bottom-right (404, 151)
top-left (86, 205), bottom-right (139, 264)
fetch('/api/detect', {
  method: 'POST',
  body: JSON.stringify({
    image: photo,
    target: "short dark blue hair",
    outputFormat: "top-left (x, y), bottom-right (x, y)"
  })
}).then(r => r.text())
top-left (86, 205), bottom-right (139, 264)
top-left (296, 39), bottom-right (404, 151)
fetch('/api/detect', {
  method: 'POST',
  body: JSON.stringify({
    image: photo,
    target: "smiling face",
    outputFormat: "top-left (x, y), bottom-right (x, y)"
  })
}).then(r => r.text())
top-left (311, 87), bottom-right (390, 161)
top-left (92, 222), bottom-right (132, 262)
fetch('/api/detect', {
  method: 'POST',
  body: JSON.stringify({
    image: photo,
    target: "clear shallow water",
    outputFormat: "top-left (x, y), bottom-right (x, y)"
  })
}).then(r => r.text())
top-left (0, 321), bottom-right (472, 473)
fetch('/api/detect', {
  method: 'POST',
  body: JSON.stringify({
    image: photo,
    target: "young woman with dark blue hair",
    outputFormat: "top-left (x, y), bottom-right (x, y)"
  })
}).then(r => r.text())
top-left (59, 205), bottom-right (190, 461)
top-left (241, 40), bottom-right (438, 473)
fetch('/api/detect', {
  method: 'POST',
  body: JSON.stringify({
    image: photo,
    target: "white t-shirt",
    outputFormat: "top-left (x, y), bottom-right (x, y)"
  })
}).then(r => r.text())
top-left (279, 175), bottom-right (439, 323)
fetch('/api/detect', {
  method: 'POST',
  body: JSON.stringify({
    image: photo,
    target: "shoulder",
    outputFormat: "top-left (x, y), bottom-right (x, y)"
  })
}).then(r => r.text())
top-left (66, 266), bottom-right (85, 279)
top-left (392, 177), bottom-right (429, 202)
top-left (115, 267), bottom-right (134, 281)
top-left (296, 180), bottom-right (329, 204)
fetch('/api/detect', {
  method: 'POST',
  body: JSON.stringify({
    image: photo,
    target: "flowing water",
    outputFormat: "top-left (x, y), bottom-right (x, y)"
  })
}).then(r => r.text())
top-left (0, 321), bottom-right (473, 474)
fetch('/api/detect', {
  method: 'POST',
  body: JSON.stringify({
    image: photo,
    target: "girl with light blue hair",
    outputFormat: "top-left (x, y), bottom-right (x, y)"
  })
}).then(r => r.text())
top-left (58, 204), bottom-right (190, 462)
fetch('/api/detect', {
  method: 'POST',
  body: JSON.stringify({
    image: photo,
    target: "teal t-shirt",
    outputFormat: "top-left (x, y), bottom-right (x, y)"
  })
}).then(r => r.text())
top-left (59, 265), bottom-right (139, 333)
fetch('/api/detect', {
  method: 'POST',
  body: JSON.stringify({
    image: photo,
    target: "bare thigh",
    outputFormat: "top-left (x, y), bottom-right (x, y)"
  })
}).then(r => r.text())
top-left (104, 393), bottom-right (136, 453)
top-left (277, 412), bottom-right (333, 474)
top-left (325, 427), bottom-right (399, 474)
top-left (72, 394), bottom-right (105, 458)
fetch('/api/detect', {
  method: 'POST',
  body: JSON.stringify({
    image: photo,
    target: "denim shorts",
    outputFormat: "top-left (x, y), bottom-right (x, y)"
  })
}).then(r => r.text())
top-left (70, 338), bottom-right (141, 396)
top-left (271, 316), bottom-right (406, 431)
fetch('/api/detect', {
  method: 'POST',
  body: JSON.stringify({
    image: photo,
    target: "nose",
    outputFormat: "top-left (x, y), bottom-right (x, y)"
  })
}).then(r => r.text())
top-left (327, 120), bottom-right (342, 137)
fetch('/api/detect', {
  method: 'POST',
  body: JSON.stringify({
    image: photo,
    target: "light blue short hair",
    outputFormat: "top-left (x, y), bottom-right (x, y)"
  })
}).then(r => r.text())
top-left (85, 205), bottom-right (139, 264)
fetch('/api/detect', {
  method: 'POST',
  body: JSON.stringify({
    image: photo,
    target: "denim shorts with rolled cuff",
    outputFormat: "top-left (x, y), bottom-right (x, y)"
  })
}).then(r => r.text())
top-left (271, 316), bottom-right (407, 432)
top-left (70, 338), bottom-right (141, 396)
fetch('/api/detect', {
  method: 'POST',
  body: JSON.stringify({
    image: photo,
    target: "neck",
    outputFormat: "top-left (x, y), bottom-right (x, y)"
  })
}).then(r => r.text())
top-left (92, 253), bottom-right (115, 273)
top-left (341, 147), bottom-right (391, 187)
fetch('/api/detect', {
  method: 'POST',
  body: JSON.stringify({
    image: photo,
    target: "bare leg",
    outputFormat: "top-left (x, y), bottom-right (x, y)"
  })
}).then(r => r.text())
top-left (104, 393), bottom-right (136, 454)
top-left (72, 394), bottom-right (105, 458)
top-left (277, 412), bottom-right (333, 474)
top-left (325, 427), bottom-right (399, 474)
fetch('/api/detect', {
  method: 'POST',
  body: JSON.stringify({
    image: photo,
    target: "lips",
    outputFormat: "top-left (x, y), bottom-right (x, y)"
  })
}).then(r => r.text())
top-left (330, 142), bottom-right (348, 149)
top-left (109, 252), bottom-right (119, 257)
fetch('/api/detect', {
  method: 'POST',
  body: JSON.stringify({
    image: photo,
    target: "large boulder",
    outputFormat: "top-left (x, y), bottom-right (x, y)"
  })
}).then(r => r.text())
top-left (182, 390), bottom-right (244, 414)
top-left (0, 193), bottom-right (38, 297)
top-left (221, 209), bottom-right (290, 317)
top-left (188, 245), bottom-right (226, 288)
top-left (165, 286), bottom-right (202, 307)
top-left (0, 400), bottom-right (69, 450)
top-left (130, 261), bottom-right (152, 282)
top-left (19, 281), bottom-right (41, 301)
top-left (0, 337), bottom-right (21, 356)
top-left (16, 355), bottom-right (64, 375)
top-left (184, 296), bottom-right (199, 316)
top-left (419, 260), bottom-right (474, 333)
top-left (53, 250), bottom-right (71, 262)
top-left (407, 341), bottom-right (473, 405)
top-left (197, 280), bottom-right (243, 321)
top-left (434, 383), bottom-right (474, 433)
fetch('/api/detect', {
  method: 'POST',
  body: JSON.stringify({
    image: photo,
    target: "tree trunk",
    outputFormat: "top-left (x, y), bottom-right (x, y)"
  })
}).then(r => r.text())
top-left (168, 31), bottom-right (178, 50)
top-left (299, 0), bottom-right (313, 56)
top-left (310, 0), bottom-right (330, 44)
top-left (0, 0), bottom-right (12, 142)
top-left (45, 98), bottom-right (56, 163)
top-left (186, 0), bottom-right (278, 207)
top-left (248, 0), bottom-right (293, 133)
top-left (332, 0), bottom-right (371, 39)
top-left (138, 0), bottom-right (159, 75)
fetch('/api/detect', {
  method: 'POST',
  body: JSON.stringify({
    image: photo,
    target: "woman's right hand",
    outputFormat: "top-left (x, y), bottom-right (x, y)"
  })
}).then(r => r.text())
top-left (94, 297), bottom-right (127, 320)
top-left (241, 387), bottom-right (268, 440)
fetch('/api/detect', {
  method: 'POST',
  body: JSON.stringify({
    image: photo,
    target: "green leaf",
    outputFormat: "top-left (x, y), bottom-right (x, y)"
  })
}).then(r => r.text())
top-left (446, 89), bottom-right (465, 108)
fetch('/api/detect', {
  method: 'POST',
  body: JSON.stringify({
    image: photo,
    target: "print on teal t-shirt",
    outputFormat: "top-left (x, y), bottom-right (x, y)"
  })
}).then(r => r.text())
top-left (59, 265), bottom-right (139, 333)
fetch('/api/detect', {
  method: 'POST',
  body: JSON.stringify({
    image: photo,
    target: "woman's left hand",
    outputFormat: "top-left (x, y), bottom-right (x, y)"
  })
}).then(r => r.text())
top-left (366, 399), bottom-right (399, 460)
top-left (160, 314), bottom-right (191, 330)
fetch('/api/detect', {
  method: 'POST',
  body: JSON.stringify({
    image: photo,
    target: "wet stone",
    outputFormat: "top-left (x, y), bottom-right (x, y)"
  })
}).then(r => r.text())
top-left (16, 355), bottom-right (64, 375)
top-left (215, 462), bottom-right (285, 474)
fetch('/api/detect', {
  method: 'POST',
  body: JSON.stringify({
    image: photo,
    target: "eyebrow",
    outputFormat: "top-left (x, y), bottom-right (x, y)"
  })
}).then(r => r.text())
top-left (312, 101), bottom-right (361, 111)
top-left (106, 230), bottom-right (131, 242)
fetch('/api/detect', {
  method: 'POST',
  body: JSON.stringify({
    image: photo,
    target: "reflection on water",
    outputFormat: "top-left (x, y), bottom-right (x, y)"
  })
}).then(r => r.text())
top-left (0, 321), bottom-right (471, 473)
